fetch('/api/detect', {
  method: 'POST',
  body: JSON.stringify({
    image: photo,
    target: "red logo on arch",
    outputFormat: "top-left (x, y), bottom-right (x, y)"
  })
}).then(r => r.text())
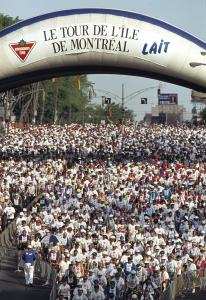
top-left (9, 39), bottom-right (36, 62)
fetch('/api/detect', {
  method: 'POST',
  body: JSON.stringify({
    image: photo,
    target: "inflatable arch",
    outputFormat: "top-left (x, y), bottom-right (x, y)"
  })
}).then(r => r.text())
top-left (0, 8), bottom-right (206, 92)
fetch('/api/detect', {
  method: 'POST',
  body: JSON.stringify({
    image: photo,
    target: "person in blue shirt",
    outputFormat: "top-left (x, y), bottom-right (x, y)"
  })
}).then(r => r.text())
top-left (123, 257), bottom-right (136, 277)
top-left (22, 245), bottom-right (37, 287)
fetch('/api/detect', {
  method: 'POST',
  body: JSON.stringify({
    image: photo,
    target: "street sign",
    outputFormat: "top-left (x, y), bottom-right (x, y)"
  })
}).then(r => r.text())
top-left (141, 97), bottom-right (147, 104)
top-left (158, 93), bottom-right (178, 105)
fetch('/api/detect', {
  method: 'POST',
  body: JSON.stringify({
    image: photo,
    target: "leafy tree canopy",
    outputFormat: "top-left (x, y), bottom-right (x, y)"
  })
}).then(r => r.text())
top-left (0, 13), bottom-right (20, 29)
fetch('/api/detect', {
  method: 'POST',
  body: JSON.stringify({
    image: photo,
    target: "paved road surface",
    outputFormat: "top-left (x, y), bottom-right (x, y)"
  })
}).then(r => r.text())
top-left (0, 248), bottom-right (50, 300)
top-left (175, 288), bottom-right (206, 300)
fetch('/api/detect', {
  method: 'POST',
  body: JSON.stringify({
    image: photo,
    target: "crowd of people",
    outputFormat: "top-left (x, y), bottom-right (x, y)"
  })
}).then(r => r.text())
top-left (1, 122), bottom-right (206, 299)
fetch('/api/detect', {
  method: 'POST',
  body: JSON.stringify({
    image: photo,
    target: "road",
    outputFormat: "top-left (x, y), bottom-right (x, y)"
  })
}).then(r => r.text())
top-left (177, 290), bottom-right (206, 300)
top-left (0, 247), bottom-right (50, 300)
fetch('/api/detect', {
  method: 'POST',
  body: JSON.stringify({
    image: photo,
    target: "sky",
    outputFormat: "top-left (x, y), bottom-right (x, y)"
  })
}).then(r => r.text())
top-left (1, 0), bottom-right (206, 120)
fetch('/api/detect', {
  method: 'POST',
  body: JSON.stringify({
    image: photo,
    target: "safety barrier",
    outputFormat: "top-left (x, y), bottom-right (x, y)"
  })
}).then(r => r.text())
top-left (49, 269), bottom-right (57, 300)
top-left (0, 191), bottom-right (56, 299)
top-left (160, 270), bottom-right (206, 300)
top-left (34, 257), bottom-right (57, 299)
top-left (0, 220), bottom-right (17, 268)
top-left (0, 220), bottom-right (16, 248)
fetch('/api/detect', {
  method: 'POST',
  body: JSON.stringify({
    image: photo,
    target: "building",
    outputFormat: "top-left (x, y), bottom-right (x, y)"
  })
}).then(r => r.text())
top-left (143, 104), bottom-right (190, 125)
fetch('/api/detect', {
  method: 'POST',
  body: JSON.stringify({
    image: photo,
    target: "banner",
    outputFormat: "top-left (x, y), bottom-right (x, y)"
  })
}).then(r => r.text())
top-left (0, 9), bottom-right (206, 91)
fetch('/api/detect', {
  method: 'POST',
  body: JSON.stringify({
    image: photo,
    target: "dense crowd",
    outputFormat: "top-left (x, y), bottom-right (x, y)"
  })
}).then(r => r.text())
top-left (1, 122), bottom-right (206, 300)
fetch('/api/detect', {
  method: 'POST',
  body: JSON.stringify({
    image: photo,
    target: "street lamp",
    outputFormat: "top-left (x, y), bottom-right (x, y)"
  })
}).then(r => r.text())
top-left (189, 50), bottom-right (206, 67)
top-left (94, 85), bottom-right (159, 104)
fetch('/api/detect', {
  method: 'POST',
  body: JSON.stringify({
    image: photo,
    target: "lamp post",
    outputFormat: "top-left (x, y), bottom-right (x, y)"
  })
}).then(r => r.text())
top-left (121, 83), bottom-right (125, 123)
top-left (189, 50), bottom-right (206, 67)
top-left (95, 85), bottom-right (159, 104)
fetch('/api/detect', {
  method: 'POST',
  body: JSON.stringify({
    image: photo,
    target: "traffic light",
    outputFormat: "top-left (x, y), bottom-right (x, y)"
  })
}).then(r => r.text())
top-left (141, 97), bottom-right (147, 104)
top-left (157, 88), bottom-right (161, 96)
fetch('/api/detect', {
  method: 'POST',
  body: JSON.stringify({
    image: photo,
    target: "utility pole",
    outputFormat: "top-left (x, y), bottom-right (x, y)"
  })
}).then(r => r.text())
top-left (54, 81), bottom-right (58, 124)
top-left (121, 83), bottom-right (125, 124)
top-left (4, 91), bottom-right (9, 134)
top-left (33, 82), bottom-right (39, 124)
top-left (69, 102), bottom-right (72, 124)
top-left (40, 89), bottom-right (46, 124)
top-left (82, 103), bottom-right (85, 126)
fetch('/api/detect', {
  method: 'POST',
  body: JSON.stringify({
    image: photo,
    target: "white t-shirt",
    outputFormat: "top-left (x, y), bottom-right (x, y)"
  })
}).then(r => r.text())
top-left (90, 290), bottom-right (105, 300)
top-left (72, 294), bottom-right (88, 300)
top-left (4, 206), bottom-right (15, 219)
top-left (127, 274), bottom-right (139, 289)
top-left (58, 283), bottom-right (70, 298)
top-left (59, 260), bottom-right (70, 274)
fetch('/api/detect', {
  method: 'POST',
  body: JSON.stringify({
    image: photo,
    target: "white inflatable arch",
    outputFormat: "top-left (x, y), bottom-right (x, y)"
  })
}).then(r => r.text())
top-left (0, 8), bottom-right (206, 92)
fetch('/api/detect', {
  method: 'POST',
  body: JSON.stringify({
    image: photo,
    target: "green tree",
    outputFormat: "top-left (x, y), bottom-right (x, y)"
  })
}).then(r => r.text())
top-left (106, 103), bottom-right (135, 123)
top-left (0, 14), bottom-right (20, 29)
top-left (38, 75), bottom-right (91, 125)
top-left (81, 103), bottom-right (135, 124)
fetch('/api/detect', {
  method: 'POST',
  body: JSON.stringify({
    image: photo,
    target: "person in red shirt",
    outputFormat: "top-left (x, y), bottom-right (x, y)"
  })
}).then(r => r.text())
top-left (194, 253), bottom-right (206, 278)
